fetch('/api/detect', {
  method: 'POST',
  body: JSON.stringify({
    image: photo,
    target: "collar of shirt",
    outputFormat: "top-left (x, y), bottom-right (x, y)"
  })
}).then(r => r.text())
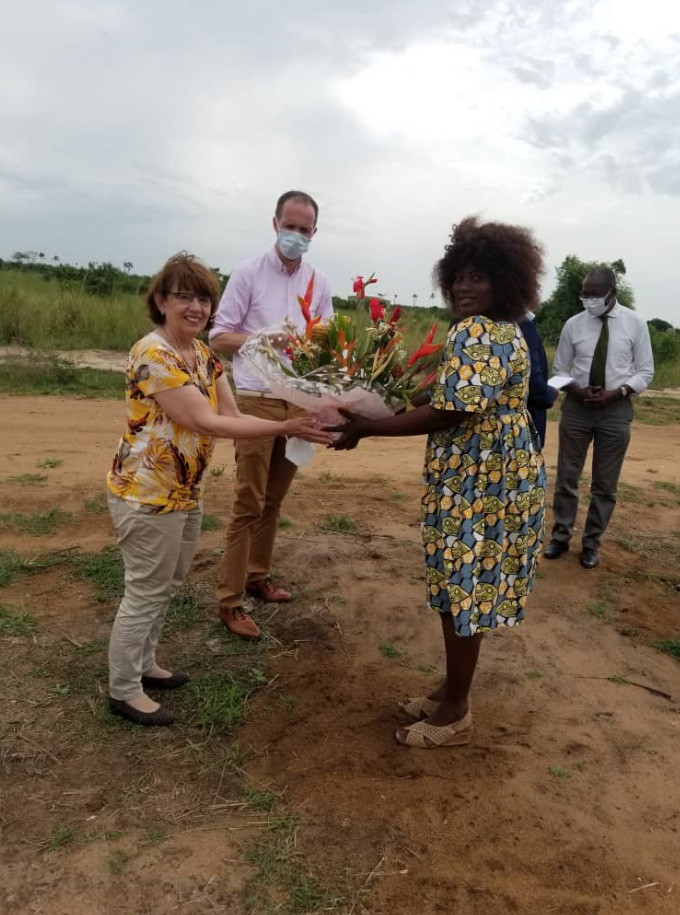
top-left (267, 246), bottom-right (302, 276)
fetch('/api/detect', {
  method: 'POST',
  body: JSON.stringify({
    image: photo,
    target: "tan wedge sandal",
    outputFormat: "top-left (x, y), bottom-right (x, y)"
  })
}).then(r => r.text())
top-left (395, 711), bottom-right (473, 748)
top-left (399, 696), bottom-right (441, 720)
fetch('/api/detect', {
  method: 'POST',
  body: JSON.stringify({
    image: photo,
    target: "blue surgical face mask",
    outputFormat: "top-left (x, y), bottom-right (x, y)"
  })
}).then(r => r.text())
top-left (276, 229), bottom-right (311, 260)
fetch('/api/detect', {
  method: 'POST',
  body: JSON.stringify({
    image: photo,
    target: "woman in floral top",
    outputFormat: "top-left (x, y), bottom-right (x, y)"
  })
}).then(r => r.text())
top-left (330, 218), bottom-right (546, 748)
top-left (107, 253), bottom-right (330, 727)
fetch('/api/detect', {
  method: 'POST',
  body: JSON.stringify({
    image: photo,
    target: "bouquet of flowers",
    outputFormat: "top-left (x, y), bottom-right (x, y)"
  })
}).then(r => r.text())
top-left (239, 272), bottom-right (444, 426)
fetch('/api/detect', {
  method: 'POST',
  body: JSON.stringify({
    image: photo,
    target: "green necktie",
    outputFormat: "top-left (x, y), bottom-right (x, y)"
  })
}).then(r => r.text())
top-left (589, 315), bottom-right (609, 389)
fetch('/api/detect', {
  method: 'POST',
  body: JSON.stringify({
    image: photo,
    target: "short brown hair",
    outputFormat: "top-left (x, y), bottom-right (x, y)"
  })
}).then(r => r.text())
top-left (145, 252), bottom-right (222, 328)
top-left (275, 190), bottom-right (319, 224)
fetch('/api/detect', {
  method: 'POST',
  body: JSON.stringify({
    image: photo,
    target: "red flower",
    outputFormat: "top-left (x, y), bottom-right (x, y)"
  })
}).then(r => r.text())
top-left (352, 272), bottom-right (378, 302)
top-left (297, 271), bottom-right (321, 339)
top-left (389, 306), bottom-right (402, 325)
top-left (284, 347), bottom-right (294, 358)
top-left (369, 298), bottom-right (385, 323)
top-left (406, 322), bottom-right (443, 368)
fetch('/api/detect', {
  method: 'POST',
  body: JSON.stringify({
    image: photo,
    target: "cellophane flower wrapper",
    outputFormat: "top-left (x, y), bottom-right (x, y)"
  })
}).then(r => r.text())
top-left (239, 324), bottom-right (395, 436)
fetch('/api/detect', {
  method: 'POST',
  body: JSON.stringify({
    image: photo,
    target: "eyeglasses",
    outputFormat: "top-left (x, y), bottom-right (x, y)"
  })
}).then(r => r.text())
top-left (169, 291), bottom-right (212, 307)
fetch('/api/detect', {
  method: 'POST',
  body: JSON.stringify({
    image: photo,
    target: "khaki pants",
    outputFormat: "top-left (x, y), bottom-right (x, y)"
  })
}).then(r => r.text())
top-left (217, 396), bottom-right (302, 610)
top-left (107, 493), bottom-right (202, 701)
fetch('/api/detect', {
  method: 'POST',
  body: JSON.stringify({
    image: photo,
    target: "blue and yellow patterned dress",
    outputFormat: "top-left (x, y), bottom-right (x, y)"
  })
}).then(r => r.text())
top-left (422, 315), bottom-right (546, 635)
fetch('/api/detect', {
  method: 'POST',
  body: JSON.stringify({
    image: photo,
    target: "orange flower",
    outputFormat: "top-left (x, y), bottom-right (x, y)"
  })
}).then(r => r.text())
top-left (406, 322), bottom-right (443, 368)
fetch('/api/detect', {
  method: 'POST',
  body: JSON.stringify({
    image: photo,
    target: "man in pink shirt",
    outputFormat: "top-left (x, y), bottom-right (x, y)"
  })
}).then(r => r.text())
top-left (210, 191), bottom-right (333, 638)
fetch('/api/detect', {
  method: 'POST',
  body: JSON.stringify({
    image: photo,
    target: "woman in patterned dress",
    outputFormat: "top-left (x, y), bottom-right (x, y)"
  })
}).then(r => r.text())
top-left (330, 218), bottom-right (546, 748)
top-left (107, 253), bottom-right (330, 727)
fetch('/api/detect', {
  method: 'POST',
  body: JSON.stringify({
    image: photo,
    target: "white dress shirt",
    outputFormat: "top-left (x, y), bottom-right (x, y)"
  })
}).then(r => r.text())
top-left (210, 248), bottom-right (333, 392)
top-left (552, 302), bottom-right (654, 394)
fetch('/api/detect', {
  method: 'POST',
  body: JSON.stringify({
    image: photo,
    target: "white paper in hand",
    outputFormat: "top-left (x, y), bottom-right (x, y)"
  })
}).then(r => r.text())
top-left (285, 437), bottom-right (316, 468)
top-left (547, 375), bottom-right (574, 390)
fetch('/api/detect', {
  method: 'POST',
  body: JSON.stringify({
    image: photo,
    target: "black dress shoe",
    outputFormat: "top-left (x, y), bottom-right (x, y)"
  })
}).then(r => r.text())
top-left (543, 539), bottom-right (569, 559)
top-left (141, 671), bottom-right (191, 690)
top-left (108, 697), bottom-right (175, 727)
top-left (580, 549), bottom-right (599, 569)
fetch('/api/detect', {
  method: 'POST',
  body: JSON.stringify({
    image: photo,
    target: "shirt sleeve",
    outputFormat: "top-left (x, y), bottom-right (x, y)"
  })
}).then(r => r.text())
top-left (627, 319), bottom-right (655, 393)
top-left (129, 342), bottom-right (192, 396)
top-left (316, 273), bottom-right (334, 320)
top-left (551, 320), bottom-right (574, 378)
top-left (430, 318), bottom-right (513, 413)
top-left (209, 266), bottom-right (251, 338)
top-left (522, 320), bottom-right (558, 409)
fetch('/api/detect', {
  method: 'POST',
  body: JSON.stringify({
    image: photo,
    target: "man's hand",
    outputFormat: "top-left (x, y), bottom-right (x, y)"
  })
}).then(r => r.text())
top-left (583, 388), bottom-right (622, 408)
top-left (567, 384), bottom-right (600, 402)
top-left (324, 410), bottom-right (372, 451)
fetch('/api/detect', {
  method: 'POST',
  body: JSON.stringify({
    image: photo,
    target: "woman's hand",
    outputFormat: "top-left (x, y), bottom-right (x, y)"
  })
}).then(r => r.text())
top-left (283, 416), bottom-right (335, 445)
top-left (323, 410), bottom-right (372, 450)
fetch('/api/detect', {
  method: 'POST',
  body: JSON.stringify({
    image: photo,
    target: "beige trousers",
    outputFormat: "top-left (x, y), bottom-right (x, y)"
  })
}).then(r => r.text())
top-left (107, 493), bottom-right (202, 701)
top-left (217, 396), bottom-right (302, 609)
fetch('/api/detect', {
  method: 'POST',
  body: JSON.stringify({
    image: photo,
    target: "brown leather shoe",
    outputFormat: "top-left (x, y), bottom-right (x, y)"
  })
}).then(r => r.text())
top-left (220, 606), bottom-right (261, 640)
top-left (246, 578), bottom-right (292, 603)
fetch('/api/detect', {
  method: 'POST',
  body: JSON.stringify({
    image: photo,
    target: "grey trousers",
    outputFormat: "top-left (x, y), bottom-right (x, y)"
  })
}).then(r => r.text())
top-left (107, 493), bottom-right (202, 701)
top-left (551, 396), bottom-right (633, 551)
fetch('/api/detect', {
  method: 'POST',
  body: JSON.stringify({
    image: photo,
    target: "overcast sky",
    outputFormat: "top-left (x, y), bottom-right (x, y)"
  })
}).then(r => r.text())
top-left (2, 0), bottom-right (679, 322)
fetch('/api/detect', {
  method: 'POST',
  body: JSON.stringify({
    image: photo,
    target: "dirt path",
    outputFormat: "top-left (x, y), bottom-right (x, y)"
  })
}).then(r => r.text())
top-left (1, 396), bottom-right (679, 914)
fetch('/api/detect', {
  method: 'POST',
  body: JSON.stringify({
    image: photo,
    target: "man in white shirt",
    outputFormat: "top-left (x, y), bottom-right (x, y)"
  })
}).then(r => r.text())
top-left (544, 266), bottom-right (654, 569)
top-left (210, 191), bottom-right (333, 637)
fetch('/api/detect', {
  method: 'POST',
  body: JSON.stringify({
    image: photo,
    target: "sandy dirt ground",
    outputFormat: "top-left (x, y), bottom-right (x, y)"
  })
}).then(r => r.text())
top-left (1, 395), bottom-right (680, 915)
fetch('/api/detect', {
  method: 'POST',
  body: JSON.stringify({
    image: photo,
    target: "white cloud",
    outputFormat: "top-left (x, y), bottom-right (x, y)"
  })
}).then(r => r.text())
top-left (0, 0), bottom-right (679, 322)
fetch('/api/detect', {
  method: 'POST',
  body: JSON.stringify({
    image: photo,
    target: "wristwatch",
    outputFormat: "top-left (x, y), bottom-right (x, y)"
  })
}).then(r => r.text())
top-left (620, 386), bottom-right (630, 398)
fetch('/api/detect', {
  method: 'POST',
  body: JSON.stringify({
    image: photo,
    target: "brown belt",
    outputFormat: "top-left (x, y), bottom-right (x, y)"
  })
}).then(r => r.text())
top-left (236, 389), bottom-right (282, 401)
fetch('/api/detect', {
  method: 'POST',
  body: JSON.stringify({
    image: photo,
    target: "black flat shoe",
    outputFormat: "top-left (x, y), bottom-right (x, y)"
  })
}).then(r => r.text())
top-left (108, 697), bottom-right (175, 727)
top-left (141, 671), bottom-right (191, 690)
top-left (543, 539), bottom-right (569, 559)
top-left (580, 549), bottom-right (599, 569)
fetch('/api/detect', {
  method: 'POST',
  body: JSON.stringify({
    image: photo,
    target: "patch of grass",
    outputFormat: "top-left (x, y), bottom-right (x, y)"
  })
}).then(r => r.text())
top-left (163, 583), bottom-right (210, 636)
top-left (279, 694), bottom-right (297, 713)
top-left (0, 355), bottom-right (124, 399)
top-left (0, 547), bottom-right (74, 588)
top-left (244, 813), bottom-right (345, 915)
top-left (0, 507), bottom-right (73, 536)
top-left (549, 767), bottom-right (572, 779)
top-left (209, 464), bottom-right (226, 477)
top-left (653, 480), bottom-right (680, 496)
top-left (7, 472), bottom-right (48, 486)
top-left (43, 825), bottom-right (77, 851)
top-left (526, 669), bottom-right (543, 680)
top-left (416, 664), bottom-right (437, 674)
top-left (0, 603), bottom-right (36, 636)
top-left (107, 850), bottom-right (130, 875)
top-left (72, 636), bottom-right (108, 656)
top-left (37, 457), bottom-right (63, 469)
top-left (243, 787), bottom-right (280, 813)
top-left (201, 513), bottom-right (222, 531)
top-left (328, 593), bottom-right (346, 605)
top-left (278, 517), bottom-right (294, 529)
top-left (181, 672), bottom-right (250, 736)
top-left (585, 598), bottom-right (608, 622)
top-left (617, 482), bottom-right (645, 505)
top-left (318, 469), bottom-right (337, 483)
top-left (635, 395), bottom-right (680, 426)
top-left (320, 513), bottom-right (358, 535)
top-left (389, 491), bottom-right (410, 503)
top-left (379, 641), bottom-right (405, 659)
top-left (71, 546), bottom-right (124, 602)
top-left (84, 495), bottom-right (107, 514)
top-left (141, 825), bottom-right (168, 847)
top-left (656, 639), bottom-right (680, 662)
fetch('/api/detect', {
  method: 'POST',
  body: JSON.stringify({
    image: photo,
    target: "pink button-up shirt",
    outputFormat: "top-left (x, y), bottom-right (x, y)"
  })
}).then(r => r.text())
top-left (210, 247), bottom-right (333, 392)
